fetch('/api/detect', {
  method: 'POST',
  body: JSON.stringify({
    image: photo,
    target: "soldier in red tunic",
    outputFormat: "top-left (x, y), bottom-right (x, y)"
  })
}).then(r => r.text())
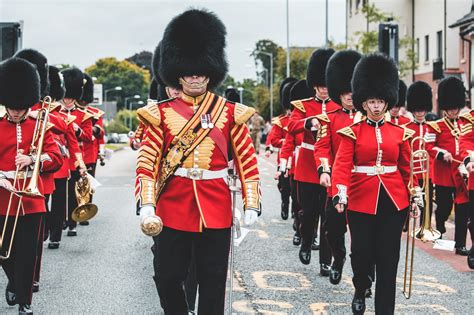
top-left (405, 81), bottom-right (434, 227)
top-left (288, 48), bottom-right (339, 272)
top-left (385, 80), bottom-right (411, 125)
top-left (313, 50), bottom-right (362, 286)
top-left (459, 108), bottom-right (474, 268)
top-left (60, 68), bottom-right (94, 237)
top-left (0, 57), bottom-right (62, 315)
top-left (425, 77), bottom-right (470, 256)
top-left (265, 78), bottom-right (296, 220)
top-left (332, 54), bottom-right (417, 314)
top-left (135, 9), bottom-right (260, 314)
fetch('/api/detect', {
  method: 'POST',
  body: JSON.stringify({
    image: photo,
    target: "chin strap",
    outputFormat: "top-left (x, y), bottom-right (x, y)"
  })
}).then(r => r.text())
top-left (179, 77), bottom-right (210, 90)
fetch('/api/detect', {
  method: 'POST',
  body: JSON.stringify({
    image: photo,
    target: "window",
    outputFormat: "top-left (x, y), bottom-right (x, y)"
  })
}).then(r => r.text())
top-left (416, 38), bottom-right (420, 64)
top-left (437, 31), bottom-right (442, 59)
top-left (425, 35), bottom-right (429, 62)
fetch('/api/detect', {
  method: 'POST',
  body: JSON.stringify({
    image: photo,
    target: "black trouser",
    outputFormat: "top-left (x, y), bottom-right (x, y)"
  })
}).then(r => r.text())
top-left (86, 163), bottom-right (97, 204)
top-left (347, 187), bottom-right (407, 314)
top-left (419, 180), bottom-right (435, 228)
top-left (297, 181), bottom-right (331, 265)
top-left (277, 173), bottom-right (291, 210)
top-left (34, 200), bottom-right (47, 283)
top-left (49, 178), bottom-right (67, 241)
top-left (469, 191), bottom-right (474, 248)
top-left (153, 227), bottom-right (231, 315)
top-left (152, 238), bottom-right (198, 312)
top-left (435, 185), bottom-right (469, 248)
top-left (290, 176), bottom-right (302, 235)
top-left (67, 171), bottom-right (81, 229)
top-left (324, 197), bottom-right (347, 266)
top-left (0, 213), bottom-right (43, 305)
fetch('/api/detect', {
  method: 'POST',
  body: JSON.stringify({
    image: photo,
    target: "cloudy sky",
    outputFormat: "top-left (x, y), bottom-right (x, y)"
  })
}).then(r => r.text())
top-left (1, 0), bottom-right (346, 81)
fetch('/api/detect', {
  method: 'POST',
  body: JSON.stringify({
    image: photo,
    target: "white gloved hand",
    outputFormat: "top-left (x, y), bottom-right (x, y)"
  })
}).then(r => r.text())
top-left (244, 209), bottom-right (259, 226)
top-left (139, 205), bottom-right (156, 222)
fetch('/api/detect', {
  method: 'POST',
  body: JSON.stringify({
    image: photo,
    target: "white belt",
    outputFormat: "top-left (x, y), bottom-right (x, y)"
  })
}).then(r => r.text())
top-left (0, 170), bottom-right (33, 180)
top-left (353, 165), bottom-right (397, 176)
top-left (174, 168), bottom-right (228, 180)
top-left (300, 142), bottom-right (314, 151)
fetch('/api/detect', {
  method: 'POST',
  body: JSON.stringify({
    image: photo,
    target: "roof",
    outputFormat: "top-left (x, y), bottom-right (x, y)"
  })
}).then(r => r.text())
top-left (450, 2), bottom-right (474, 28)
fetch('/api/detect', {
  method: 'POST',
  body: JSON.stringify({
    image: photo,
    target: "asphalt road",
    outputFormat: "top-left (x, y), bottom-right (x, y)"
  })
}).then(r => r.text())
top-left (0, 147), bottom-right (472, 314)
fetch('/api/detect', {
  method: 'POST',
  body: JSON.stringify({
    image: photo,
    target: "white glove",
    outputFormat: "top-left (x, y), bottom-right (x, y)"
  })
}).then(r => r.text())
top-left (139, 205), bottom-right (156, 222)
top-left (244, 209), bottom-right (258, 226)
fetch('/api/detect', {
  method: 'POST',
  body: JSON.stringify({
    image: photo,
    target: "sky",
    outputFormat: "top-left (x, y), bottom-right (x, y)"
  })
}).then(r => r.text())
top-left (0, 0), bottom-right (346, 81)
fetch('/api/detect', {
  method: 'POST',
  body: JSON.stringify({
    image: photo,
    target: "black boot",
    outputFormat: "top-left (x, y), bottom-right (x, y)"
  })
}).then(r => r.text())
top-left (329, 258), bottom-right (345, 285)
top-left (468, 248), bottom-right (474, 269)
top-left (320, 263), bottom-right (330, 277)
top-left (293, 233), bottom-right (301, 246)
top-left (281, 202), bottom-right (289, 220)
top-left (299, 246), bottom-right (311, 265)
top-left (67, 228), bottom-right (77, 237)
top-left (48, 242), bottom-right (60, 249)
top-left (455, 246), bottom-right (469, 256)
top-left (19, 304), bottom-right (33, 314)
top-left (5, 282), bottom-right (16, 306)
top-left (352, 290), bottom-right (366, 315)
top-left (311, 235), bottom-right (320, 250)
top-left (32, 282), bottom-right (39, 293)
top-left (79, 220), bottom-right (89, 226)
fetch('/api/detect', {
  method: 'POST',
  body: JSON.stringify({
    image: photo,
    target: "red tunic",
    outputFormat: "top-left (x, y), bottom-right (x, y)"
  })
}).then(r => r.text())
top-left (425, 117), bottom-right (469, 204)
top-left (385, 113), bottom-right (411, 126)
top-left (265, 114), bottom-right (289, 164)
top-left (279, 130), bottom-right (303, 176)
top-left (0, 115), bottom-right (63, 216)
top-left (314, 108), bottom-right (363, 196)
top-left (459, 110), bottom-right (474, 190)
top-left (86, 106), bottom-right (105, 165)
top-left (135, 92), bottom-right (261, 232)
top-left (288, 97), bottom-right (339, 183)
top-left (332, 118), bottom-right (413, 215)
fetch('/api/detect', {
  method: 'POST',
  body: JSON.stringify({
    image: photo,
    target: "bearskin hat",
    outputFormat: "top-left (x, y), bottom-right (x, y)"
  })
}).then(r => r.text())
top-left (48, 66), bottom-right (65, 101)
top-left (351, 53), bottom-right (399, 113)
top-left (81, 73), bottom-right (94, 104)
top-left (0, 58), bottom-right (40, 110)
top-left (149, 78), bottom-right (159, 99)
top-left (306, 48), bottom-right (335, 89)
top-left (290, 79), bottom-right (314, 102)
top-left (159, 9), bottom-right (228, 90)
top-left (396, 80), bottom-right (407, 107)
top-left (406, 81), bottom-right (432, 113)
top-left (151, 42), bottom-right (165, 86)
top-left (14, 49), bottom-right (49, 98)
top-left (225, 88), bottom-right (240, 103)
top-left (279, 77), bottom-right (297, 109)
top-left (281, 80), bottom-right (297, 110)
top-left (61, 68), bottom-right (84, 100)
top-left (157, 84), bottom-right (169, 101)
top-left (326, 50), bottom-right (362, 105)
top-left (438, 76), bottom-right (466, 110)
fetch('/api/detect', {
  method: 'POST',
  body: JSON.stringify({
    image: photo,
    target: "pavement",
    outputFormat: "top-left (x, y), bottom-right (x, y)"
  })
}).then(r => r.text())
top-left (0, 147), bottom-right (472, 314)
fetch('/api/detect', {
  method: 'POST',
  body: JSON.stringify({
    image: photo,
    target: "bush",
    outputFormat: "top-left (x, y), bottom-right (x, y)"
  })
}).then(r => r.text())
top-left (105, 119), bottom-right (129, 133)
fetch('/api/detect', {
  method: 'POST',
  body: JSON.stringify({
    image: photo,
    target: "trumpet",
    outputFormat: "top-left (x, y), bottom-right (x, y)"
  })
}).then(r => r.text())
top-left (403, 136), bottom-right (441, 298)
top-left (0, 96), bottom-right (52, 260)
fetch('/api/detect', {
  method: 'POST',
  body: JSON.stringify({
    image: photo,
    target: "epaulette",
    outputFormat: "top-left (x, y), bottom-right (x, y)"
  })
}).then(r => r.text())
top-left (290, 97), bottom-right (312, 113)
top-left (337, 118), bottom-right (365, 140)
top-left (461, 123), bottom-right (472, 136)
top-left (461, 111), bottom-right (474, 124)
top-left (136, 98), bottom-right (171, 126)
top-left (234, 103), bottom-right (255, 125)
top-left (315, 113), bottom-right (330, 123)
top-left (67, 116), bottom-right (76, 125)
top-left (271, 116), bottom-right (282, 128)
top-left (426, 120), bottom-right (441, 133)
top-left (402, 126), bottom-right (416, 141)
top-left (82, 110), bottom-right (95, 122)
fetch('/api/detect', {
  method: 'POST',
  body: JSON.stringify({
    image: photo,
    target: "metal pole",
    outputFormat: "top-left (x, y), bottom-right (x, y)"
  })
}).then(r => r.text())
top-left (286, 0), bottom-right (290, 77)
top-left (270, 53), bottom-right (274, 121)
top-left (129, 101), bottom-right (133, 130)
top-left (325, 0), bottom-right (329, 46)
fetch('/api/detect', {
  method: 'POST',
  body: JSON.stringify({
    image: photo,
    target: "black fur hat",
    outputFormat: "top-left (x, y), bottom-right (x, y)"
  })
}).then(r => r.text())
top-left (406, 81), bottom-right (432, 113)
top-left (0, 57), bottom-right (40, 110)
top-left (14, 49), bottom-right (49, 98)
top-left (438, 76), bottom-right (466, 110)
top-left (157, 84), bottom-right (169, 101)
top-left (159, 9), bottom-right (228, 90)
top-left (151, 42), bottom-right (165, 86)
top-left (61, 68), bottom-right (85, 100)
top-left (351, 53), bottom-right (399, 113)
top-left (281, 80), bottom-right (297, 110)
top-left (290, 79), bottom-right (314, 102)
top-left (396, 80), bottom-right (407, 107)
top-left (48, 66), bottom-right (65, 101)
top-left (149, 78), bottom-right (159, 99)
top-left (279, 77), bottom-right (297, 109)
top-left (225, 88), bottom-right (240, 102)
top-left (81, 73), bottom-right (94, 104)
top-left (306, 48), bottom-right (335, 89)
top-left (326, 50), bottom-right (362, 105)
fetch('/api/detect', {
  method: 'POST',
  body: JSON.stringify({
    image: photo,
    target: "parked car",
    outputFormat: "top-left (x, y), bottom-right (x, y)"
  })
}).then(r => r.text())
top-left (118, 133), bottom-right (129, 143)
top-left (107, 133), bottom-right (119, 144)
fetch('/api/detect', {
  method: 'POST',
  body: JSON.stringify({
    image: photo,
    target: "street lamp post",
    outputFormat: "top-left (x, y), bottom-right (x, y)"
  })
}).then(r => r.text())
top-left (125, 94), bottom-right (140, 130)
top-left (254, 50), bottom-right (274, 120)
top-left (237, 87), bottom-right (244, 103)
top-left (286, 0), bottom-right (290, 77)
top-left (129, 100), bottom-right (144, 130)
top-left (103, 86), bottom-right (122, 122)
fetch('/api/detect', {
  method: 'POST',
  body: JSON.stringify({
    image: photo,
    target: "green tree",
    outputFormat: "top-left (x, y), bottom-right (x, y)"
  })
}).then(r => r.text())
top-left (251, 40), bottom-right (283, 83)
top-left (105, 119), bottom-right (129, 133)
top-left (85, 57), bottom-right (150, 109)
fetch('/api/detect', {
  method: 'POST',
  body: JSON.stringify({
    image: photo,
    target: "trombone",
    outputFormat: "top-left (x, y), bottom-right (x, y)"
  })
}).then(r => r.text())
top-left (0, 96), bottom-right (53, 260)
top-left (403, 136), bottom-right (441, 298)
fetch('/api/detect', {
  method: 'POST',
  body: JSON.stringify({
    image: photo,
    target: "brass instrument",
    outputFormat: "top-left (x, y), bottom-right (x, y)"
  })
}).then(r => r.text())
top-left (0, 96), bottom-right (52, 259)
top-left (71, 175), bottom-right (98, 222)
top-left (403, 136), bottom-right (441, 298)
